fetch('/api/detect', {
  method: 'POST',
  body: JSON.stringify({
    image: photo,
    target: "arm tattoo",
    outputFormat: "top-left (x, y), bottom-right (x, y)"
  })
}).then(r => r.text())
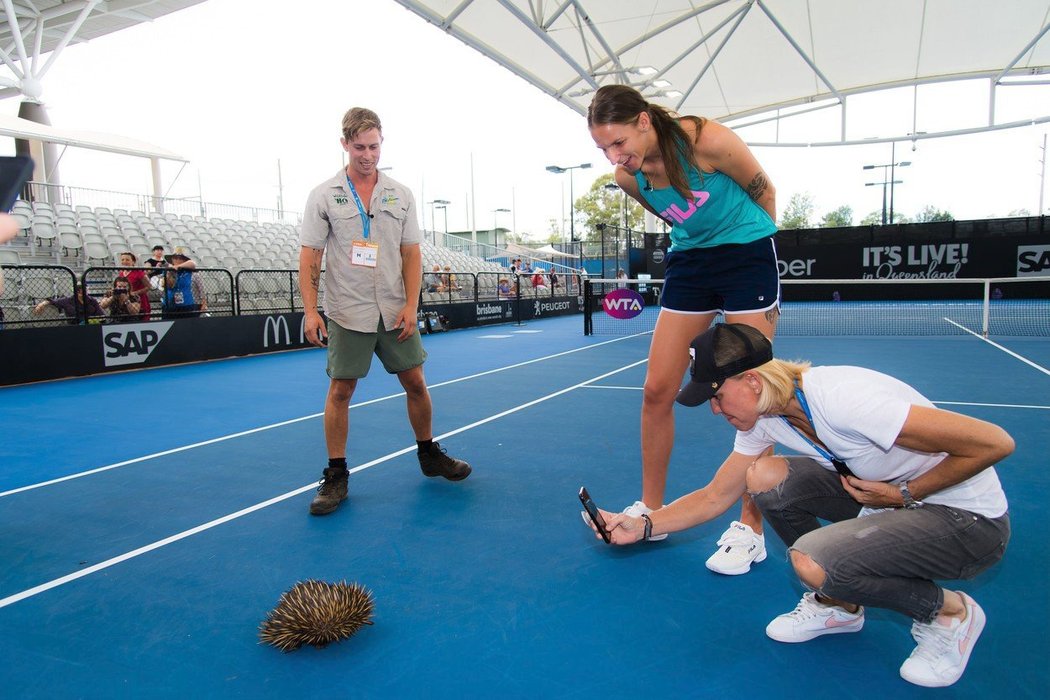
top-left (746, 172), bottom-right (768, 201)
top-left (309, 263), bottom-right (320, 291)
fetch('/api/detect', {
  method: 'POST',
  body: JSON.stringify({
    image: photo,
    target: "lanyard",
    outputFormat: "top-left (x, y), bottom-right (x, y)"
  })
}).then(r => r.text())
top-left (780, 382), bottom-right (854, 477)
top-left (344, 173), bottom-right (371, 240)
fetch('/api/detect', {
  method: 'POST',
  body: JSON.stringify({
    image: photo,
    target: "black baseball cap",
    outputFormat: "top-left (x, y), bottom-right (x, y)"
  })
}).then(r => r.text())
top-left (675, 323), bottom-right (774, 407)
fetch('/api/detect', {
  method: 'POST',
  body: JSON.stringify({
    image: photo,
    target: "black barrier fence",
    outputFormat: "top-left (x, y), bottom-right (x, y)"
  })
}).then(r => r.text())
top-left (0, 263), bottom-right (585, 331)
top-left (0, 264), bottom-right (79, 329)
top-left (420, 270), bottom-right (585, 307)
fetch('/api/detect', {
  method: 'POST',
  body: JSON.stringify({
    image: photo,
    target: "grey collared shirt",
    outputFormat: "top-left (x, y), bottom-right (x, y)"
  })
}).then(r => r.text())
top-left (300, 169), bottom-right (421, 333)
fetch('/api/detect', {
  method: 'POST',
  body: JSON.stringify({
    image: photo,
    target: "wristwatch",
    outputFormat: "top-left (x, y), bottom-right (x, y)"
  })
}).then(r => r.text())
top-left (899, 481), bottom-right (922, 509)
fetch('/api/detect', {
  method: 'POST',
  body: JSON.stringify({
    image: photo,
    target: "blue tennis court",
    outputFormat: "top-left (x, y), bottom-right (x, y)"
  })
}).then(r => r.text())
top-left (2, 314), bottom-right (1048, 698)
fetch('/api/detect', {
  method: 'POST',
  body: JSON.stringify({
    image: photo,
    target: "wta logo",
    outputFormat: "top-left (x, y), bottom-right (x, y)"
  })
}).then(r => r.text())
top-left (602, 288), bottom-right (645, 319)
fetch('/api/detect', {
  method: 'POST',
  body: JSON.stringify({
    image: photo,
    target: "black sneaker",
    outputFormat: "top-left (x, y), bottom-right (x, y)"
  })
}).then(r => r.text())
top-left (418, 442), bottom-right (471, 481)
top-left (309, 466), bottom-right (348, 515)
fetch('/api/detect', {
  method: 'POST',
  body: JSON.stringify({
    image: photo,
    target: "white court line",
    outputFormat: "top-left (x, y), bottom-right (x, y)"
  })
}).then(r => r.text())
top-left (1, 332), bottom-right (652, 499)
top-left (944, 318), bottom-right (1050, 377)
top-left (0, 358), bottom-right (648, 610)
top-left (582, 385), bottom-right (644, 391)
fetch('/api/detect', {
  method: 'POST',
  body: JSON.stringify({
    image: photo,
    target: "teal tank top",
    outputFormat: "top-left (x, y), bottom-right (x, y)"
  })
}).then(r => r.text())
top-left (635, 159), bottom-right (776, 251)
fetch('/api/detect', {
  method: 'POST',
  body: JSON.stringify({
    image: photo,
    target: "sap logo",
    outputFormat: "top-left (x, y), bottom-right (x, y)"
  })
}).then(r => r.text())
top-left (1017, 245), bottom-right (1050, 277)
top-left (602, 289), bottom-right (645, 319)
top-left (102, 322), bottom-right (174, 367)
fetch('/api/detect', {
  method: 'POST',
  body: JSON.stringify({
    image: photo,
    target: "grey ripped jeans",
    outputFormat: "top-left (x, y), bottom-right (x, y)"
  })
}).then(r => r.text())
top-left (750, 457), bottom-right (1010, 622)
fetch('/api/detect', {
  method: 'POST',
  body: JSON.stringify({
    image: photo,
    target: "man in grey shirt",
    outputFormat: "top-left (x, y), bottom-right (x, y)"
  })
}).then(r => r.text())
top-left (298, 106), bottom-right (471, 516)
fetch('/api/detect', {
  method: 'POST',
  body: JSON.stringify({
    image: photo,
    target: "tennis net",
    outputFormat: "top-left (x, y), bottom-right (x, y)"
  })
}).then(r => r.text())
top-left (583, 277), bottom-right (1050, 336)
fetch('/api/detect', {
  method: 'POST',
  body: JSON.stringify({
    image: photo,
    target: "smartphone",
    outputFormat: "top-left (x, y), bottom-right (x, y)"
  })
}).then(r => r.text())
top-left (579, 487), bottom-right (611, 544)
top-left (0, 156), bottom-right (34, 211)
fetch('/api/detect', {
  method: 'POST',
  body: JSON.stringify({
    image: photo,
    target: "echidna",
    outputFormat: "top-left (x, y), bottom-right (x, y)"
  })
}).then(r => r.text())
top-left (259, 579), bottom-right (375, 652)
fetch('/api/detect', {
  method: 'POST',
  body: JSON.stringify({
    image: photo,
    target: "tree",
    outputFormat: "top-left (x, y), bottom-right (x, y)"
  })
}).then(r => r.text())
top-left (860, 210), bottom-right (882, 226)
top-left (820, 205), bottom-right (853, 228)
top-left (1007, 208), bottom-right (1032, 217)
top-left (575, 173), bottom-right (646, 241)
top-left (914, 205), bottom-right (953, 222)
top-left (779, 192), bottom-right (815, 229)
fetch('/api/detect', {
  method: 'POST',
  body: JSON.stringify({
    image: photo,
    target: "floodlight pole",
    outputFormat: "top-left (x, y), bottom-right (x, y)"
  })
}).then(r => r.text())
top-left (546, 162), bottom-right (591, 250)
top-left (863, 144), bottom-right (910, 224)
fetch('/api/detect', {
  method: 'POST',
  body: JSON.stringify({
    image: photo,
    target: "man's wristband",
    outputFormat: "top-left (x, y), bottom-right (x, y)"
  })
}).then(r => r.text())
top-left (640, 513), bottom-right (653, 541)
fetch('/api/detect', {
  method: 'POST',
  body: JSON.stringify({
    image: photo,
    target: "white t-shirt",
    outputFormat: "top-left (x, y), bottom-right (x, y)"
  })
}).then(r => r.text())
top-left (733, 366), bottom-right (1008, 518)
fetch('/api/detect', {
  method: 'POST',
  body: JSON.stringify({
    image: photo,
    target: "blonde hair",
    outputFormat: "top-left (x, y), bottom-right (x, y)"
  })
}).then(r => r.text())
top-left (341, 107), bottom-right (382, 141)
top-left (745, 359), bottom-right (812, 415)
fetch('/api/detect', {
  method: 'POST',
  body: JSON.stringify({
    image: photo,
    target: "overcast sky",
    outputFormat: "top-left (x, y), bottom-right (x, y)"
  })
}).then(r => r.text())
top-left (2, 0), bottom-right (1047, 238)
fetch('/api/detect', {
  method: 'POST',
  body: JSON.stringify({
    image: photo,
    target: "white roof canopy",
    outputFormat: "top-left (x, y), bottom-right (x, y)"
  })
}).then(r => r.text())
top-left (0, 112), bottom-right (185, 161)
top-left (392, 0), bottom-right (1050, 145)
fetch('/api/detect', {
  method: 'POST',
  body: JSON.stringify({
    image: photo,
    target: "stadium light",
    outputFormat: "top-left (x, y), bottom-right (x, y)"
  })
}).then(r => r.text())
top-left (863, 142), bottom-right (911, 224)
top-left (545, 162), bottom-right (591, 243)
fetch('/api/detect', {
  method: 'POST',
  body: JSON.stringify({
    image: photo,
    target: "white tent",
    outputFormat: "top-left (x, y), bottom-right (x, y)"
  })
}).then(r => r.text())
top-left (535, 244), bottom-right (579, 259)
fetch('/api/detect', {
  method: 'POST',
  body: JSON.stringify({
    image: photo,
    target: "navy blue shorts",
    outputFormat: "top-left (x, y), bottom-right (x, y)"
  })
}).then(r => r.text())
top-left (661, 236), bottom-right (780, 314)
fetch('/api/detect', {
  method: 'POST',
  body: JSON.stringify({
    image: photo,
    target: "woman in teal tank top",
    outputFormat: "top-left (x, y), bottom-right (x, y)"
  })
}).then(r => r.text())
top-left (586, 84), bottom-right (780, 575)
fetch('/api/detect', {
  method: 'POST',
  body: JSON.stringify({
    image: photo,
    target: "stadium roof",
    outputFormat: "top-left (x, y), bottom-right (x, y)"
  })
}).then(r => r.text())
top-left (1, 1), bottom-right (206, 101)
top-left (391, 0), bottom-right (1050, 146)
top-left (0, 112), bottom-right (185, 161)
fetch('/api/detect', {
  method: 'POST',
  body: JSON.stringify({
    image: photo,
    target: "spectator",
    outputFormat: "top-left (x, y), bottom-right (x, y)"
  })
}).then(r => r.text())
top-left (33, 282), bottom-right (103, 325)
top-left (510, 258), bottom-right (520, 275)
top-left (616, 267), bottom-right (628, 288)
top-left (117, 251), bottom-right (151, 321)
top-left (531, 268), bottom-right (548, 292)
top-left (424, 264), bottom-right (444, 293)
top-left (549, 267), bottom-right (559, 290)
top-left (443, 265), bottom-right (461, 292)
top-left (144, 245), bottom-right (166, 278)
top-left (497, 278), bottom-right (514, 299)
top-left (520, 259), bottom-right (532, 273)
top-left (100, 276), bottom-right (141, 324)
top-left (162, 248), bottom-right (201, 318)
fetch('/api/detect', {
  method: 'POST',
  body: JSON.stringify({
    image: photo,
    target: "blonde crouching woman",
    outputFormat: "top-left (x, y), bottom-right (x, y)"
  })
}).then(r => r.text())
top-left (585, 323), bottom-right (1012, 689)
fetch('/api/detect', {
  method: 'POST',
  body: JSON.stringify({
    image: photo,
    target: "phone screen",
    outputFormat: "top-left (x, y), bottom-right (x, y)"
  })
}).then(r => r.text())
top-left (578, 487), bottom-right (611, 544)
top-left (0, 156), bottom-right (33, 211)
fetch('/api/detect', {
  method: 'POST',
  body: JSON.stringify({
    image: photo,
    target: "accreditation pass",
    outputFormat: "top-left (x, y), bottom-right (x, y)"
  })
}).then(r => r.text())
top-left (351, 240), bottom-right (379, 268)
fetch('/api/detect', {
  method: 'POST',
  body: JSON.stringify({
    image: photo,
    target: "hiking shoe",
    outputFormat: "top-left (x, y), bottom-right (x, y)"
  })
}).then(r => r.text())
top-left (418, 442), bottom-right (471, 481)
top-left (309, 466), bottom-right (348, 515)
top-left (622, 501), bottom-right (667, 541)
top-left (899, 592), bottom-right (986, 688)
top-left (766, 592), bottom-right (865, 643)
top-left (706, 521), bottom-right (767, 575)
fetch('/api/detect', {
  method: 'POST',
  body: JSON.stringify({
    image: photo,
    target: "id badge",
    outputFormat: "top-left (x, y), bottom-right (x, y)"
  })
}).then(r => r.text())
top-left (351, 240), bottom-right (379, 268)
top-left (174, 291), bottom-right (184, 305)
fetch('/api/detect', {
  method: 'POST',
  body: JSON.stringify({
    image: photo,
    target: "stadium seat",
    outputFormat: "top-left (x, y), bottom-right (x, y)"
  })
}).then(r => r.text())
top-left (0, 248), bottom-right (23, 266)
top-left (32, 220), bottom-right (57, 248)
top-left (84, 242), bottom-right (110, 266)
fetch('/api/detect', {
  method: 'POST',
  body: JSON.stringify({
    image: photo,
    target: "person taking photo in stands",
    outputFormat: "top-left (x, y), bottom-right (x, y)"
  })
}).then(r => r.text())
top-left (298, 106), bottom-right (471, 517)
top-left (584, 323), bottom-right (1012, 689)
top-left (587, 83), bottom-right (779, 575)
top-left (101, 276), bottom-right (141, 323)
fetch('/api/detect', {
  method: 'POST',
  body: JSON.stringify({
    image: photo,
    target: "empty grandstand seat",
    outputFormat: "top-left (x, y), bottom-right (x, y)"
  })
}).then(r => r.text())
top-left (84, 242), bottom-right (110, 266)
top-left (59, 231), bottom-right (83, 257)
top-left (0, 248), bottom-right (23, 266)
top-left (32, 220), bottom-right (57, 248)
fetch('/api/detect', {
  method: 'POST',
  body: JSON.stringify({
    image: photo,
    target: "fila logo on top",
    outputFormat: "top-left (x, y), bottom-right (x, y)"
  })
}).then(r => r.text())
top-left (102, 322), bottom-right (174, 367)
